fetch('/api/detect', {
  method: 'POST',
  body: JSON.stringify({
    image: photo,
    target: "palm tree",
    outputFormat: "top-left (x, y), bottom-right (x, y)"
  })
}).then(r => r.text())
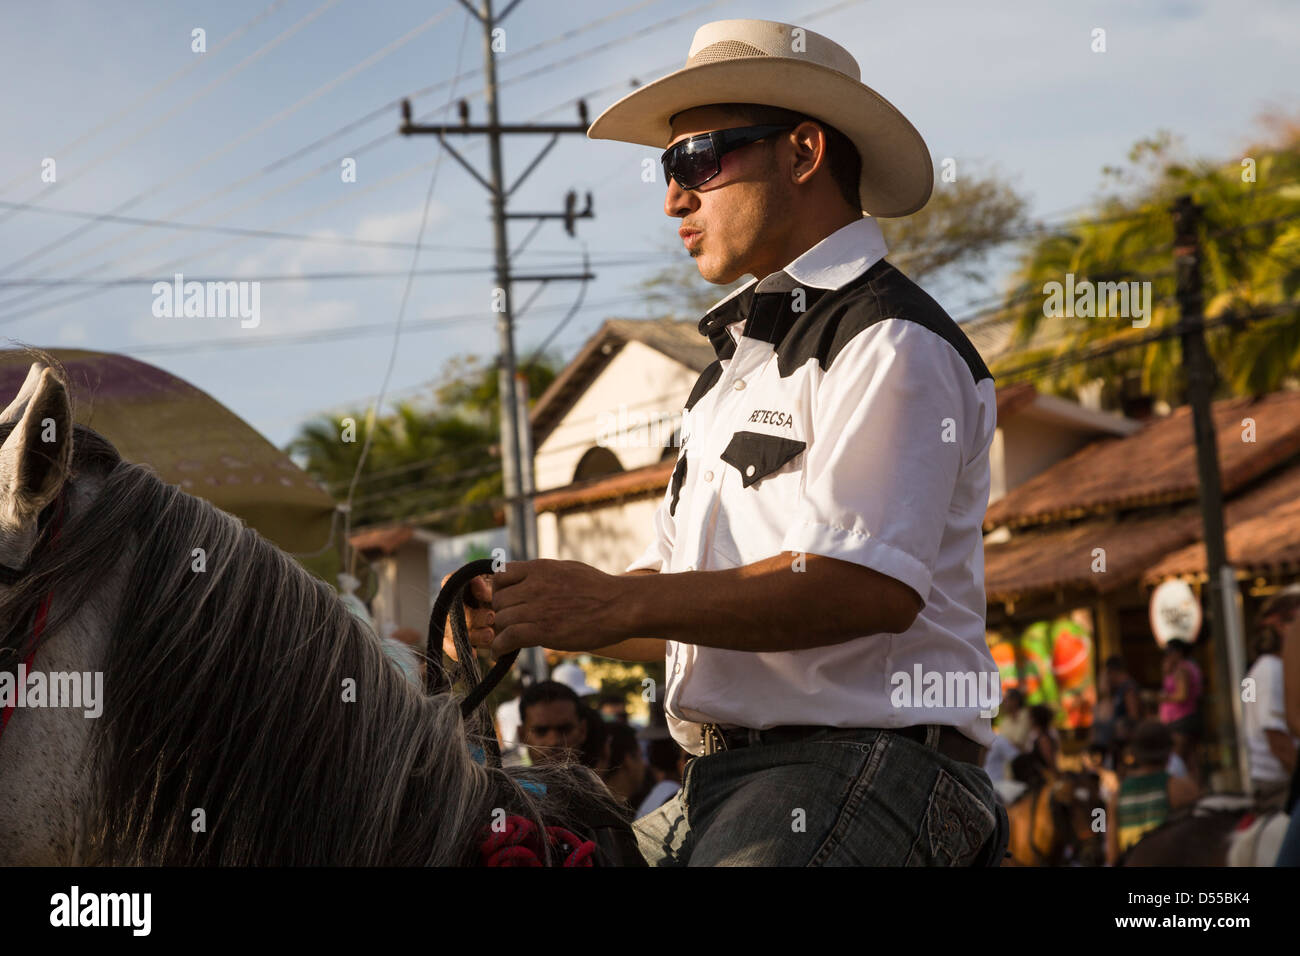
top-left (996, 121), bottom-right (1300, 405)
top-left (286, 353), bottom-right (560, 533)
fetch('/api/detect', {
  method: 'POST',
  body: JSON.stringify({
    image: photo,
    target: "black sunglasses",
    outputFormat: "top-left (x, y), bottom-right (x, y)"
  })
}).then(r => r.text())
top-left (660, 124), bottom-right (795, 191)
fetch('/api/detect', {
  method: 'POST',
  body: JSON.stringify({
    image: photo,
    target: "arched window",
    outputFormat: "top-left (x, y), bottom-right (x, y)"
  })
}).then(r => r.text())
top-left (573, 446), bottom-right (624, 482)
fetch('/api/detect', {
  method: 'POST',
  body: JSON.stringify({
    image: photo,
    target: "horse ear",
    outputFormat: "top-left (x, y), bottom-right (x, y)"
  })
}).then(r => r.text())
top-left (0, 364), bottom-right (73, 568)
top-left (0, 362), bottom-right (46, 426)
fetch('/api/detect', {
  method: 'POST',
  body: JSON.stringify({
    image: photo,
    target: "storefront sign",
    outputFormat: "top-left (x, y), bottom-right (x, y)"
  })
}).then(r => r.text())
top-left (1149, 579), bottom-right (1201, 647)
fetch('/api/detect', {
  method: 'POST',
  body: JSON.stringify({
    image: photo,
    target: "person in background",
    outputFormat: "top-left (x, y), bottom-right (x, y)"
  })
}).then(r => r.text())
top-left (1082, 743), bottom-right (1119, 809)
top-left (997, 688), bottom-right (1032, 750)
top-left (1092, 655), bottom-right (1140, 767)
top-left (517, 681), bottom-right (588, 767)
top-left (1026, 704), bottom-right (1059, 772)
top-left (1244, 588), bottom-right (1300, 812)
top-left (601, 722), bottom-right (648, 808)
top-left (597, 693), bottom-right (630, 724)
top-left (493, 676), bottom-right (528, 768)
top-left (637, 734), bottom-right (686, 818)
top-left (387, 626), bottom-right (426, 684)
top-left (552, 660), bottom-right (600, 701)
top-left (1158, 639), bottom-right (1204, 784)
top-left (983, 729), bottom-right (1025, 805)
top-left (579, 703), bottom-right (610, 773)
top-left (1107, 720), bottom-right (1198, 864)
top-left (380, 636), bottom-right (422, 687)
top-left (1271, 584), bottom-right (1300, 866)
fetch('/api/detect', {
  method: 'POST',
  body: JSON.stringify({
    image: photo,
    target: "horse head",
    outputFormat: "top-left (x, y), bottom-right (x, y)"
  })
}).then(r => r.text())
top-left (0, 356), bottom-right (627, 865)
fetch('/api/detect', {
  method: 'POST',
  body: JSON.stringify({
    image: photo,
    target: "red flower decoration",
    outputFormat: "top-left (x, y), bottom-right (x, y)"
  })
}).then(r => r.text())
top-left (478, 814), bottom-right (597, 867)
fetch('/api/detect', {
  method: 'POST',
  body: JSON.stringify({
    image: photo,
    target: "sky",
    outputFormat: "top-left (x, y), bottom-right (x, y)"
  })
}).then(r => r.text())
top-left (0, 0), bottom-right (1296, 449)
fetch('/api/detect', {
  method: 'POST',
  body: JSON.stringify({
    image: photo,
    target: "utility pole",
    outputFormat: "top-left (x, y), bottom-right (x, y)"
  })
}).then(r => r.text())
top-left (1172, 194), bottom-right (1248, 789)
top-left (400, 0), bottom-right (593, 682)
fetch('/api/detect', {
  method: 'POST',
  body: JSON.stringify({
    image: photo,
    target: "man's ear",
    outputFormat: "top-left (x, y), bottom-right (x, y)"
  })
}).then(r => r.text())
top-left (789, 121), bottom-right (827, 184)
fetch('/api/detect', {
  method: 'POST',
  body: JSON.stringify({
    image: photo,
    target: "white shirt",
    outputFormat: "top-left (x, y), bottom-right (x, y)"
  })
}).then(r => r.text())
top-left (984, 731), bottom-right (1021, 783)
top-left (635, 779), bottom-right (682, 819)
top-left (1243, 653), bottom-right (1297, 784)
top-left (495, 697), bottom-right (523, 748)
top-left (1166, 752), bottom-right (1189, 779)
top-left (625, 216), bottom-right (1001, 755)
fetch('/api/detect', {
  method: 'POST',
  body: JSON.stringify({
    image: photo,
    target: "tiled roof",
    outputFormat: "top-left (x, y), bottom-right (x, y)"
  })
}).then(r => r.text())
top-left (348, 525), bottom-right (415, 556)
top-left (984, 389), bottom-right (1300, 531)
top-left (983, 508), bottom-right (1204, 603)
top-left (533, 459), bottom-right (675, 513)
top-left (603, 318), bottom-right (716, 371)
top-left (1143, 459), bottom-right (1300, 583)
top-left (996, 381), bottom-right (1038, 418)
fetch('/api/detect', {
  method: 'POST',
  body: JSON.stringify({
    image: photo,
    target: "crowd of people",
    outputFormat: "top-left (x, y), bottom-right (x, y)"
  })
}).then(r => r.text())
top-left (410, 571), bottom-right (1300, 863)
top-left (493, 670), bottom-right (688, 821)
top-left (983, 585), bottom-right (1300, 864)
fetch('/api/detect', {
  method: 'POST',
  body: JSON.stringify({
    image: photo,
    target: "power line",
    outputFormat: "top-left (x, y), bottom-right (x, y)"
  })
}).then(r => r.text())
top-left (2, 0), bottom-right (871, 331)
top-left (0, 0), bottom-right (732, 305)
top-left (345, 5), bottom-right (473, 578)
top-left (1, 2), bottom-right (455, 279)
top-left (0, 0), bottom-right (744, 319)
top-left (0, 0), bottom-right (295, 198)
top-left (104, 288), bottom-right (651, 356)
top-left (256, 0), bottom-right (671, 179)
top-left (0, 0), bottom-right (351, 235)
top-left (0, 256), bottom-right (670, 288)
top-left (0, 197), bottom-right (674, 258)
top-left (992, 301), bottom-right (1298, 381)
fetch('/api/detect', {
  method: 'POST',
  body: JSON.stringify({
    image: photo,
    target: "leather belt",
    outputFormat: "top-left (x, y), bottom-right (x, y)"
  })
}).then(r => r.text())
top-left (699, 722), bottom-right (986, 765)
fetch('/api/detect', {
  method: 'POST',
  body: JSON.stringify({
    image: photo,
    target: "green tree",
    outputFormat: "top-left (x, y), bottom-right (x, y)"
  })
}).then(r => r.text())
top-left (286, 352), bottom-right (560, 534)
top-left (997, 118), bottom-right (1300, 405)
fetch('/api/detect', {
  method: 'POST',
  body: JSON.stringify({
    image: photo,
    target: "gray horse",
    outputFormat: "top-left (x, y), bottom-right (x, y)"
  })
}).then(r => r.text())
top-left (0, 356), bottom-right (624, 865)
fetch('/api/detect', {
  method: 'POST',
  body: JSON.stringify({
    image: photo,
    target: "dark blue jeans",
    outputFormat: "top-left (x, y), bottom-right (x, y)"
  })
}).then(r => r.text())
top-left (634, 726), bottom-right (1008, 866)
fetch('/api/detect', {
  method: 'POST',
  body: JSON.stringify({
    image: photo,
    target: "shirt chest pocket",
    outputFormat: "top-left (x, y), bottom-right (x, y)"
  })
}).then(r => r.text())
top-left (719, 430), bottom-right (807, 488)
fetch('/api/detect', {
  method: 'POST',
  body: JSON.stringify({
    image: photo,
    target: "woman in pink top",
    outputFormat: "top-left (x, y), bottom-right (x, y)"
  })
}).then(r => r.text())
top-left (1159, 639), bottom-right (1204, 782)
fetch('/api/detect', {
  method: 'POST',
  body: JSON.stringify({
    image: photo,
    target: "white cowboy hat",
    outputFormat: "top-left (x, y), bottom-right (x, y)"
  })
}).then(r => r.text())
top-left (587, 18), bottom-right (933, 218)
top-left (551, 661), bottom-right (599, 697)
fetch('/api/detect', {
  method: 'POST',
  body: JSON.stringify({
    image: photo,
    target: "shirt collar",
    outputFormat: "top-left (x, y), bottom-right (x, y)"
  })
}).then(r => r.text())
top-left (697, 216), bottom-right (889, 350)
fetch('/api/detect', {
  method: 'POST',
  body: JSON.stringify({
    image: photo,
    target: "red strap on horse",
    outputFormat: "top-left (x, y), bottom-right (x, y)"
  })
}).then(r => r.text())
top-left (478, 814), bottom-right (597, 867)
top-left (0, 496), bottom-right (64, 745)
top-left (0, 596), bottom-right (51, 740)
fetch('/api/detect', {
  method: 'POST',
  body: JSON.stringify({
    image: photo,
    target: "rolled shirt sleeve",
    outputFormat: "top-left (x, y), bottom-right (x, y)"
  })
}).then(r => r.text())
top-left (779, 319), bottom-right (977, 604)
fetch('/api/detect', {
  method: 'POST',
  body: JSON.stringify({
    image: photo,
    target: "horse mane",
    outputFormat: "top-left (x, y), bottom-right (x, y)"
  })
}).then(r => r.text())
top-left (0, 418), bottom-right (625, 865)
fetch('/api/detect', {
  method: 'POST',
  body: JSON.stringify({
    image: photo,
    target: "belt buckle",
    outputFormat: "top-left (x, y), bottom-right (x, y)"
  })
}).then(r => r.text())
top-left (700, 723), bottom-right (727, 756)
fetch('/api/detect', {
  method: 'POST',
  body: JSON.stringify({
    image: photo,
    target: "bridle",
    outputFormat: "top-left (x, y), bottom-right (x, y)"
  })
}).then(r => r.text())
top-left (0, 492), bottom-right (66, 748)
top-left (426, 557), bottom-right (519, 761)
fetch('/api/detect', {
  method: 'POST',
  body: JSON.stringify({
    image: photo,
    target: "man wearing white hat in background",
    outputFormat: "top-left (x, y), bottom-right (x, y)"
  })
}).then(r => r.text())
top-left (452, 18), bottom-right (1008, 866)
top-left (552, 660), bottom-right (600, 700)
